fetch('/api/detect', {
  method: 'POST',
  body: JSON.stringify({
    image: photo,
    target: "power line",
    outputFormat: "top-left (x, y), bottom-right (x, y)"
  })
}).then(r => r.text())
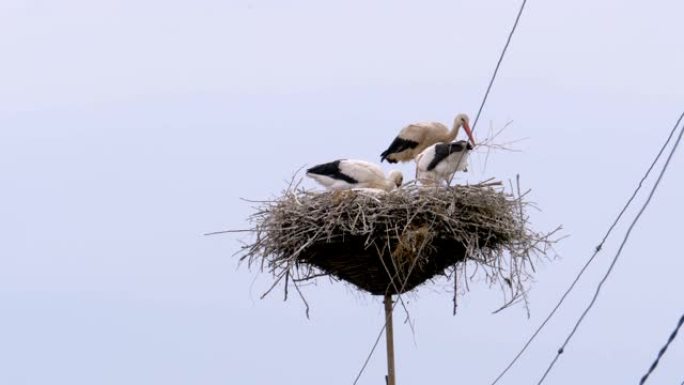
top-left (535, 112), bottom-right (684, 384)
top-left (489, 111), bottom-right (684, 385)
top-left (471, 0), bottom-right (529, 132)
top-left (639, 312), bottom-right (684, 384)
top-left (352, 322), bottom-right (387, 385)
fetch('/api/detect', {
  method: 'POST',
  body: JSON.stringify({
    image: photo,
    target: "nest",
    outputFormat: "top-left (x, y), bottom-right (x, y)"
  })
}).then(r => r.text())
top-left (238, 180), bottom-right (557, 308)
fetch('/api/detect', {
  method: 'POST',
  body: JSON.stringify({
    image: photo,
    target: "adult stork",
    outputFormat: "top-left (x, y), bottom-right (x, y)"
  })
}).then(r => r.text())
top-left (306, 159), bottom-right (403, 192)
top-left (416, 140), bottom-right (474, 186)
top-left (380, 113), bottom-right (475, 163)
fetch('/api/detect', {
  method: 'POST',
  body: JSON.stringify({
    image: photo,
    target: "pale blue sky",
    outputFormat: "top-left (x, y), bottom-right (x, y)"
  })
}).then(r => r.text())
top-left (1, 1), bottom-right (683, 384)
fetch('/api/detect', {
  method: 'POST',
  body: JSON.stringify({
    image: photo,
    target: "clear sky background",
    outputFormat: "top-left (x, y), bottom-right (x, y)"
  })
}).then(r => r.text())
top-left (1, 0), bottom-right (683, 384)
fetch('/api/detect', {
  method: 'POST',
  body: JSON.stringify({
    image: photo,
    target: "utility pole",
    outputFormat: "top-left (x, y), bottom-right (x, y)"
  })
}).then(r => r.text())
top-left (384, 294), bottom-right (396, 385)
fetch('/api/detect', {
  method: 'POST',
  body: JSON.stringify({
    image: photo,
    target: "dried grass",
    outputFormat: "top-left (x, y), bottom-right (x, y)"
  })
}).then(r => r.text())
top-left (237, 178), bottom-right (558, 312)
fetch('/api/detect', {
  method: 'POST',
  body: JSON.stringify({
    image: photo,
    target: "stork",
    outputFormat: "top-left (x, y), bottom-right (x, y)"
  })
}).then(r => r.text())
top-left (416, 140), bottom-right (474, 186)
top-left (306, 159), bottom-right (403, 192)
top-left (380, 113), bottom-right (475, 163)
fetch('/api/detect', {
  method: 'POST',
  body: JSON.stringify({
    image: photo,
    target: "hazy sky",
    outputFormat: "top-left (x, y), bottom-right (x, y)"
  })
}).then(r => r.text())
top-left (1, 1), bottom-right (683, 384)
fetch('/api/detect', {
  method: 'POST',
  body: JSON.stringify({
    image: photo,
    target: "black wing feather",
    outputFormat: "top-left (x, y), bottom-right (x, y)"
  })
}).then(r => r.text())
top-left (306, 160), bottom-right (358, 184)
top-left (380, 137), bottom-right (419, 163)
top-left (426, 141), bottom-right (472, 171)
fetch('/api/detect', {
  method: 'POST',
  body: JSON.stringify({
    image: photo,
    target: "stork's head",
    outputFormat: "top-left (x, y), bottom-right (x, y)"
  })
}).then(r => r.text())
top-left (454, 113), bottom-right (476, 146)
top-left (388, 170), bottom-right (403, 189)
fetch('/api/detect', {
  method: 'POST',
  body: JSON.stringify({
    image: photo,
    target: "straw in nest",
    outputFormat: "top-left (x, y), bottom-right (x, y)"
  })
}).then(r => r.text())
top-left (237, 179), bottom-right (557, 310)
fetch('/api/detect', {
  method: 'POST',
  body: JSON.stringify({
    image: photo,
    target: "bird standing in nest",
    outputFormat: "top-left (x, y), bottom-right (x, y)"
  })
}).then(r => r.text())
top-left (380, 113), bottom-right (476, 163)
top-left (416, 137), bottom-right (476, 186)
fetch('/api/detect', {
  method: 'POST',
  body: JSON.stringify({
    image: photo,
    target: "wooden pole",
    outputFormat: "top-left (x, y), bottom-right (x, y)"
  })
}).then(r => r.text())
top-left (384, 294), bottom-right (396, 385)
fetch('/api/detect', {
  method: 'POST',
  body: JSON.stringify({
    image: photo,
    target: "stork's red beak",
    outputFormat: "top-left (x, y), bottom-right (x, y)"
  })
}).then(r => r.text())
top-left (463, 121), bottom-right (476, 146)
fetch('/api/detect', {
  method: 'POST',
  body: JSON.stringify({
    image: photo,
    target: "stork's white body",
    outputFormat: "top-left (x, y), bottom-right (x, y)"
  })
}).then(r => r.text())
top-left (416, 141), bottom-right (472, 186)
top-left (306, 159), bottom-right (403, 192)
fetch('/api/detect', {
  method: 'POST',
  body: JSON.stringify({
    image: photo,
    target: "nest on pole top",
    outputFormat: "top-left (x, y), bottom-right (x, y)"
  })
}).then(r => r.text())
top-left (238, 181), bottom-right (556, 301)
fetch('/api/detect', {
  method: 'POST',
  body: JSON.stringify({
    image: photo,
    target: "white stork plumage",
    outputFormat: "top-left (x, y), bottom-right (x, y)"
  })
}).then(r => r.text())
top-left (306, 159), bottom-right (403, 192)
top-left (380, 113), bottom-right (475, 163)
top-left (416, 140), bottom-right (474, 186)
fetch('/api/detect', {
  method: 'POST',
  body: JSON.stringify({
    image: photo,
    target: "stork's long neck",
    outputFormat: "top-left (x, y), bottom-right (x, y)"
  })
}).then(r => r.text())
top-left (447, 121), bottom-right (462, 142)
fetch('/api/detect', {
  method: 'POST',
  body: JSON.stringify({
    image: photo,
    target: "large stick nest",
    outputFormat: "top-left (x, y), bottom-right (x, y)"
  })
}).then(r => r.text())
top-left (239, 180), bottom-right (557, 304)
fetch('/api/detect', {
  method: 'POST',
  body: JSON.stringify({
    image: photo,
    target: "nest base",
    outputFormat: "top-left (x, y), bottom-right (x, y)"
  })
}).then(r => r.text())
top-left (303, 236), bottom-right (467, 295)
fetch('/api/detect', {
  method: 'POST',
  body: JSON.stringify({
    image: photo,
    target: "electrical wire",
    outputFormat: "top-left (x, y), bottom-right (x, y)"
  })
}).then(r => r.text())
top-left (535, 112), bottom-right (684, 384)
top-left (471, 0), bottom-right (529, 132)
top-left (639, 312), bottom-right (684, 384)
top-left (489, 111), bottom-right (684, 385)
